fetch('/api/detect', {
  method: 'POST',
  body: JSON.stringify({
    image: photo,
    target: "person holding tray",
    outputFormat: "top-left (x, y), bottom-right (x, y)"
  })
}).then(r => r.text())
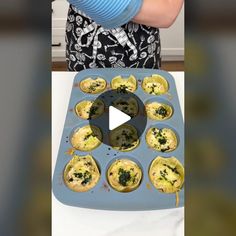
top-left (65, 0), bottom-right (183, 71)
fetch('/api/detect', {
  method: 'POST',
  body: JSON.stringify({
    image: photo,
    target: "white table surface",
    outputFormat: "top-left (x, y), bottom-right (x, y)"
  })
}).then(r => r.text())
top-left (52, 71), bottom-right (184, 236)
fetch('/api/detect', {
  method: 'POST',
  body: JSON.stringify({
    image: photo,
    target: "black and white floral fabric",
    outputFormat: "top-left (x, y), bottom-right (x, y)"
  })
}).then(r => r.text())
top-left (66, 5), bottom-right (161, 71)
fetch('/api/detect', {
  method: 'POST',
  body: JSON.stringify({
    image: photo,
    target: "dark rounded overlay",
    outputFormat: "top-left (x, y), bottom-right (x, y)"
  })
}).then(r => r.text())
top-left (89, 89), bottom-right (147, 148)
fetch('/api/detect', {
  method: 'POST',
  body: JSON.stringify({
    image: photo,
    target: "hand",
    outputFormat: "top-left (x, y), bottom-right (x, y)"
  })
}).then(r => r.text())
top-left (133, 0), bottom-right (184, 28)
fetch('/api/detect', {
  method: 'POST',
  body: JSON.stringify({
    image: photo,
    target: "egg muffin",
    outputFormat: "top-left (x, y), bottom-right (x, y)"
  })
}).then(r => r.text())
top-left (109, 124), bottom-right (139, 152)
top-left (64, 155), bottom-right (100, 192)
top-left (142, 74), bottom-right (169, 95)
top-left (75, 99), bottom-right (104, 120)
top-left (71, 125), bottom-right (102, 151)
top-left (107, 159), bottom-right (142, 192)
top-left (111, 75), bottom-right (137, 93)
top-left (146, 127), bottom-right (177, 152)
top-left (112, 97), bottom-right (138, 118)
top-left (145, 102), bottom-right (173, 120)
top-left (149, 156), bottom-right (184, 206)
top-left (79, 77), bottom-right (107, 94)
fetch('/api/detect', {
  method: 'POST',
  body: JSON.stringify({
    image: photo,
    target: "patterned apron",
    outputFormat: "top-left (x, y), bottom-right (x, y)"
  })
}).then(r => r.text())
top-left (66, 5), bottom-right (161, 71)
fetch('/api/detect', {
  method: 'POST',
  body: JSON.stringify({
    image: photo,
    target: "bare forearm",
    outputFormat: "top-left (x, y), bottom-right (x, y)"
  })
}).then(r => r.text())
top-left (133, 0), bottom-right (184, 28)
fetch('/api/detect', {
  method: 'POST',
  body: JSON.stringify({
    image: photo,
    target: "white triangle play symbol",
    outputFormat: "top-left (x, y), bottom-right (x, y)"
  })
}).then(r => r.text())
top-left (109, 106), bottom-right (131, 130)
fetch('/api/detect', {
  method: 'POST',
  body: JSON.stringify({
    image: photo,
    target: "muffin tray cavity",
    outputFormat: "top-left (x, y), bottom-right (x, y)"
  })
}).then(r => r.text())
top-left (52, 68), bottom-right (184, 210)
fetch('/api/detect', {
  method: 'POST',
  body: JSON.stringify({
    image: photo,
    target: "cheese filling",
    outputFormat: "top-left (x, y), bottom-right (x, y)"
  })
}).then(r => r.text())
top-left (142, 74), bottom-right (169, 95)
top-left (111, 75), bottom-right (137, 93)
top-left (109, 125), bottom-right (139, 151)
top-left (80, 77), bottom-right (107, 94)
top-left (149, 156), bottom-right (184, 194)
top-left (75, 99), bottom-right (104, 120)
top-left (145, 102), bottom-right (172, 120)
top-left (146, 127), bottom-right (177, 152)
top-left (64, 155), bottom-right (100, 192)
top-left (71, 125), bottom-right (102, 151)
top-left (107, 159), bottom-right (142, 192)
top-left (112, 97), bottom-right (138, 118)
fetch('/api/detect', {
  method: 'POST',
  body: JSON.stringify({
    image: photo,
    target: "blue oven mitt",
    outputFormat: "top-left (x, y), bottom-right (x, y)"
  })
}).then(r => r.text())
top-left (68, 0), bottom-right (143, 29)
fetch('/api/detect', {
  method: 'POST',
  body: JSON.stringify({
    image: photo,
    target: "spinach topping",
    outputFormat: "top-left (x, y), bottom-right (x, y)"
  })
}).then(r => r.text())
top-left (152, 128), bottom-right (162, 137)
top-left (159, 169), bottom-right (179, 186)
top-left (149, 84), bottom-right (157, 94)
top-left (81, 176), bottom-right (92, 185)
top-left (85, 161), bottom-right (92, 166)
top-left (68, 178), bottom-right (74, 182)
top-left (74, 170), bottom-right (92, 185)
top-left (74, 172), bottom-right (83, 178)
top-left (118, 168), bottom-right (131, 186)
top-left (88, 106), bottom-right (98, 119)
top-left (81, 170), bottom-right (92, 185)
top-left (163, 164), bottom-right (179, 174)
top-left (121, 130), bottom-right (134, 141)
top-left (117, 101), bottom-right (128, 106)
top-left (89, 82), bottom-right (100, 92)
top-left (161, 146), bottom-right (170, 152)
top-left (84, 133), bottom-right (97, 141)
top-left (160, 170), bottom-right (168, 181)
top-left (158, 137), bottom-right (167, 145)
top-left (132, 173), bottom-right (138, 183)
top-left (121, 143), bottom-right (135, 149)
top-left (117, 85), bottom-right (128, 93)
top-left (172, 180), bottom-right (177, 186)
top-left (151, 128), bottom-right (168, 146)
top-left (156, 106), bottom-right (167, 117)
top-left (84, 133), bottom-right (92, 141)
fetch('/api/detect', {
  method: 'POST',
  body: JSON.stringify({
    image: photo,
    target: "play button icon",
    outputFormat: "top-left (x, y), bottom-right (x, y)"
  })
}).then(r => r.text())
top-left (109, 106), bottom-right (131, 130)
top-left (89, 89), bottom-right (147, 148)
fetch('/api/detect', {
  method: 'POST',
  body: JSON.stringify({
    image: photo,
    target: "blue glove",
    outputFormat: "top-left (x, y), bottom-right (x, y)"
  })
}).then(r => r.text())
top-left (68, 0), bottom-right (143, 29)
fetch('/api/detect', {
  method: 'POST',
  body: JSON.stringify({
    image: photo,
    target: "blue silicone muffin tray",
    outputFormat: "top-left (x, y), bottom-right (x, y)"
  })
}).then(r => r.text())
top-left (52, 68), bottom-right (184, 211)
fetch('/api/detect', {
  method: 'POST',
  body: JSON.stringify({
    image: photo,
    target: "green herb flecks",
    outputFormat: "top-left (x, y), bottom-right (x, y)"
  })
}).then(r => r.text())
top-left (163, 164), bottom-right (179, 174)
top-left (158, 137), bottom-right (167, 145)
top-left (149, 84), bottom-right (157, 94)
top-left (84, 133), bottom-right (97, 141)
top-left (89, 82), bottom-right (101, 92)
top-left (118, 168), bottom-right (131, 186)
top-left (117, 101), bottom-right (129, 106)
top-left (117, 85), bottom-right (128, 93)
top-left (81, 170), bottom-right (92, 186)
top-left (68, 178), bottom-right (74, 182)
top-left (160, 146), bottom-right (170, 152)
top-left (88, 106), bottom-right (99, 119)
top-left (155, 106), bottom-right (167, 117)
top-left (121, 130), bottom-right (134, 141)
top-left (160, 170), bottom-right (168, 181)
top-left (160, 168), bottom-right (178, 186)
top-left (74, 172), bottom-right (83, 178)
top-left (121, 143), bottom-right (135, 149)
